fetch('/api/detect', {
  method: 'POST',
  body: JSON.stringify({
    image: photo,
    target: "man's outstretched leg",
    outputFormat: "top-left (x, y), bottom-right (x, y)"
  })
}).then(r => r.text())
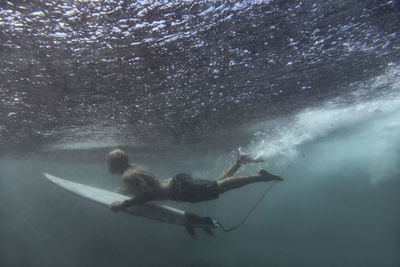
top-left (219, 160), bottom-right (242, 180)
top-left (217, 169), bottom-right (283, 194)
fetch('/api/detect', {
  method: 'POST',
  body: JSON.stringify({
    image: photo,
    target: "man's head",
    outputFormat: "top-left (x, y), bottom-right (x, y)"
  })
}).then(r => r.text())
top-left (107, 149), bottom-right (129, 175)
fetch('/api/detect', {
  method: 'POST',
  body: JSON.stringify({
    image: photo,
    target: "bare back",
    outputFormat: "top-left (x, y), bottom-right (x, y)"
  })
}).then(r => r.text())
top-left (122, 164), bottom-right (169, 200)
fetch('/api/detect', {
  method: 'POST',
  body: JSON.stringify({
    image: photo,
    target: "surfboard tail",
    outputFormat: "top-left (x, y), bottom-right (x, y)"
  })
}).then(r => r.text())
top-left (184, 212), bottom-right (219, 238)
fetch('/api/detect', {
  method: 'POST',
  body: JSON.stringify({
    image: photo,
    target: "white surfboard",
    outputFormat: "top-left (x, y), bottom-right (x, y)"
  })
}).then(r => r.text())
top-left (43, 173), bottom-right (219, 236)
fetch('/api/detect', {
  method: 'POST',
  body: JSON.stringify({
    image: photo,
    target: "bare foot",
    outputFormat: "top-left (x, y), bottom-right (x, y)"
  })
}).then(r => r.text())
top-left (238, 148), bottom-right (265, 164)
top-left (258, 169), bottom-right (283, 181)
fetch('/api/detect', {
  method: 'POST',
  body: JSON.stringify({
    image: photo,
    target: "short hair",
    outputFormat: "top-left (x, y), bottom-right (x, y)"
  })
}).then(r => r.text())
top-left (107, 149), bottom-right (129, 173)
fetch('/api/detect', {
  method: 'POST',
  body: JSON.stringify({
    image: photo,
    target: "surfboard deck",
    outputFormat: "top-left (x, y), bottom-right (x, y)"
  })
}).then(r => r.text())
top-left (43, 173), bottom-right (219, 230)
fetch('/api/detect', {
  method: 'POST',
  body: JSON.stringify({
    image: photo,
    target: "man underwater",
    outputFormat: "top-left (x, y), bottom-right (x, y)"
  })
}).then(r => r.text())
top-left (107, 149), bottom-right (283, 211)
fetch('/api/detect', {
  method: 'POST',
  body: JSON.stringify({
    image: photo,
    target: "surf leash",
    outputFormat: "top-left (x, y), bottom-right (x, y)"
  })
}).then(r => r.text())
top-left (217, 179), bottom-right (279, 232)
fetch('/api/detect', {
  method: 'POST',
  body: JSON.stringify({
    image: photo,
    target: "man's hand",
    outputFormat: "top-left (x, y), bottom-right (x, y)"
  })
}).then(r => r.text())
top-left (110, 201), bottom-right (125, 212)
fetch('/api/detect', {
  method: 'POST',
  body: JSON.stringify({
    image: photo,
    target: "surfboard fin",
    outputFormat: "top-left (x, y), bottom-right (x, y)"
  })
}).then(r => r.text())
top-left (185, 225), bottom-right (197, 239)
top-left (184, 212), bottom-right (217, 238)
top-left (203, 228), bottom-right (213, 236)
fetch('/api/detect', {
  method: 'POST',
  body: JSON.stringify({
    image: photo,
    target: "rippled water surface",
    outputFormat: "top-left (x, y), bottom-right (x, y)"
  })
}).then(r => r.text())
top-left (1, 0), bottom-right (399, 153)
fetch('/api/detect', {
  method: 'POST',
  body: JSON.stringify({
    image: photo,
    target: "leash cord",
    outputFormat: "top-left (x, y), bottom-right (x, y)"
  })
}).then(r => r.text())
top-left (217, 180), bottom-right (279, 232)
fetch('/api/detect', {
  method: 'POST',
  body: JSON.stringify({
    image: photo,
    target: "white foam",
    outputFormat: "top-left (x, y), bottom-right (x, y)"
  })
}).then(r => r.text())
top-left (249, 65), bottom-right (400, 183)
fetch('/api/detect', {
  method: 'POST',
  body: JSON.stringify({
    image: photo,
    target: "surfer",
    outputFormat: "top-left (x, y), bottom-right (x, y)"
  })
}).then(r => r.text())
top-left (107, 149), bottom-right (283, 211)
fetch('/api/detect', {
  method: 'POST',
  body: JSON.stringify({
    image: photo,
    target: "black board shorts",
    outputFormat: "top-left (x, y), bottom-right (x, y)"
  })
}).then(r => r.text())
top-left (168, 173), bottom-right (219, 202)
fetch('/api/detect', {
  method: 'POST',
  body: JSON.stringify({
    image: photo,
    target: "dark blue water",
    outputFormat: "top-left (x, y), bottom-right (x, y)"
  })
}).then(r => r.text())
top-left (1, 1), bottom-right (400, 266)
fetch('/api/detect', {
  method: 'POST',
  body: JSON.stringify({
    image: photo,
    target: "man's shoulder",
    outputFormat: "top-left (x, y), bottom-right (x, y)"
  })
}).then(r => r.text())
top-left (122, 165), bottom-right (149, 177)
top-left (122, 166), bottom-right (140, 178)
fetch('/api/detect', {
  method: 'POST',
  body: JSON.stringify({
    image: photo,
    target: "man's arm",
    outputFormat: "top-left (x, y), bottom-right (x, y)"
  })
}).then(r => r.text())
top-left (110, 196), bottom-right (148, 212)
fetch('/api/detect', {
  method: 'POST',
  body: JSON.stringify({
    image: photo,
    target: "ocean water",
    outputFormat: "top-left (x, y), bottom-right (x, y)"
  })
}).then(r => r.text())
top-left (1, 1), bottom-right (400, 267)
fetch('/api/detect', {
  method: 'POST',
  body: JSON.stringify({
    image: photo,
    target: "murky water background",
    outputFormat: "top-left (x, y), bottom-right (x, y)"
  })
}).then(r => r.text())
top-left (1, 1), bottom-right (400, 266)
